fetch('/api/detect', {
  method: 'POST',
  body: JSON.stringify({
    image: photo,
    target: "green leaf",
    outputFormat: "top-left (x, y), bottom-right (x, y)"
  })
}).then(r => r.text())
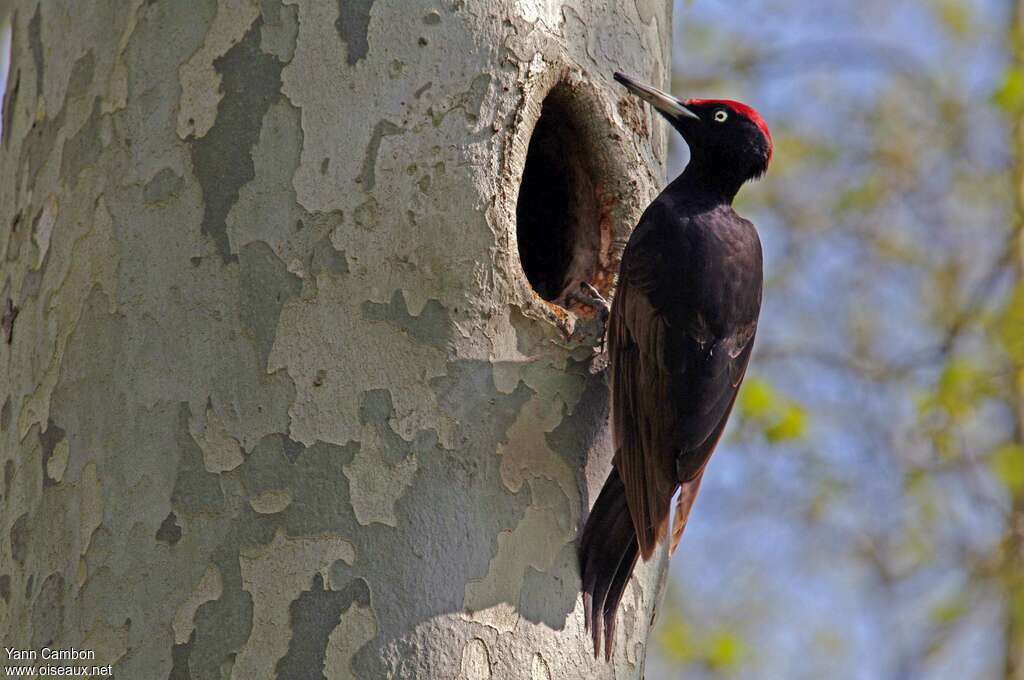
top-left (998, 281), bottom-right (1024, 364)
top-left (740, 378), bottom-right (809, 443)
top-left (706, 630), bottom-right (746, 671)
top-left (990, 444), bottom-right (1024, 497)
top-left (739, 378), bottom-right (776, 420)
top-left (993, 67), bottom-right (1024, 115)
top-left (765, 404), bottom-right (809, 443)
top-left (929, 595), bottom-right (968, 626)
top-left (656, 615), bottom-right (695, 662)
top-left (931, 0), bottom-right (972, 37)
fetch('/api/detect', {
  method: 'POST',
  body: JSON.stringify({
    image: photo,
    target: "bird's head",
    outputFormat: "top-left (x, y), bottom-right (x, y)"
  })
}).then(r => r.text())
top-left (614, 72), bottom-right (772, 187)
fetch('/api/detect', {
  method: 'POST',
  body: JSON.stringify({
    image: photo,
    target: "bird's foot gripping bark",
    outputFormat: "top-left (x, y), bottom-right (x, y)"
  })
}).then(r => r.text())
top-left (566, 282), bottom-right (611, 355)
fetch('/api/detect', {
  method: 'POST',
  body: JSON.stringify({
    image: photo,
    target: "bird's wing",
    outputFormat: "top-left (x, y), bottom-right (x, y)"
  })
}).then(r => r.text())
top-left (609, 270), bottom-right (680, 561)
top-left (610, 211), bottom-right (758, 561)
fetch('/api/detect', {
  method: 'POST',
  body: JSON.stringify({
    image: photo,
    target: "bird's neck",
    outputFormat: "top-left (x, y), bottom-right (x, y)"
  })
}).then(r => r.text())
top-left (668, 157), bottom-right (743, 208)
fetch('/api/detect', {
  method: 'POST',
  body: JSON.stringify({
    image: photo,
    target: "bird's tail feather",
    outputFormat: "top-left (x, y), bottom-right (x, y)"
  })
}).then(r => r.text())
top-left (579, 467), bottom-right (640, 660)
top-left (669, 468), bottom-right (706, 555)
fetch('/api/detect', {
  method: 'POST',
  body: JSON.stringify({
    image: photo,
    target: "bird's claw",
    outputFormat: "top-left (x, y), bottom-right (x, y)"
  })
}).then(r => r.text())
top-left (566, 281), bottom-right (611, 354)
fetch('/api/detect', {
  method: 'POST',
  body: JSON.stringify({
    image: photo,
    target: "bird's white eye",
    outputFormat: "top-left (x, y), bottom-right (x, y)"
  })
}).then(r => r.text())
top-left (713, 109), bottom-right (729, 123)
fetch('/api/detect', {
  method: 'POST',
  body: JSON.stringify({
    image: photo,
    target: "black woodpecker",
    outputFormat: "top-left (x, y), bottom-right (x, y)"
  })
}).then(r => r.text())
top-left (578, 72), bottom-right (772, 660)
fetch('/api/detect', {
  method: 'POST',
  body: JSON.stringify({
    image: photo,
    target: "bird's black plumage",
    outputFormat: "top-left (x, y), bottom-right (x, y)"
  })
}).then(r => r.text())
top-left (579, 74), bottom-right (770, 660)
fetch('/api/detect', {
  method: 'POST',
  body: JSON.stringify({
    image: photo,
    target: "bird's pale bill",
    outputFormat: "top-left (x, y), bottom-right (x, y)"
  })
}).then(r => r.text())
top-left (612, 72), bottom-right (700, 121)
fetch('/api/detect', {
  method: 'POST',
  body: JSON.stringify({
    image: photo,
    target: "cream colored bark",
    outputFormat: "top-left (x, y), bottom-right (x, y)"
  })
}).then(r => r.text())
top-left (0, 0), bottom-right (671, 677)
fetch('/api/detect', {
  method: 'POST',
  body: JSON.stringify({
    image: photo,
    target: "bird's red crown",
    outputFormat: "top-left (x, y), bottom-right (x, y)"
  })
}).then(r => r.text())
top-left (685, 99), bottom-right (773, 162)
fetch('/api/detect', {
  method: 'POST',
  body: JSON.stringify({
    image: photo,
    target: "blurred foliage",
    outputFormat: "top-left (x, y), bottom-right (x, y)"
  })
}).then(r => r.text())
top-left (656, 609), bottom-right (747, 673)
top-left (739, 378), bottom-right (808, 443)
top-left (652, 0), bottom-right (1024, 678)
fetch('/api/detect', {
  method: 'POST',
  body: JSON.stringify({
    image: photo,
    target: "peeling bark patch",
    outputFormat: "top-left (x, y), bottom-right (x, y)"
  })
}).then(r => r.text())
top-left (60, 96), bottom-right (103, 188)
top-left (309, 237), bottom-right (349, 277)
top-left (168, 630), bottom-right (195, 680)
top-left (240, 241), bottom-right (302, 370)
top-left (191, 400), bottom-right (245, 473)
top-left (531, 652), bottom-right (552, 680)
top-left (343, 390), bottom-right (428, 526)
top-left (260, 0), bottom-right (299, 62)
top-left (189, 18), bottom-right (283, 264)
top-left (10, 513), bottom-right (29, 564)
top-left (335, 0), bottom-right (374, 65)
top-left (32, 573), bottom-right (66, 649)
top-left (358, 389), bottom-right (438, 465)
top-left (39, 419), bottom-right (67, 487)
top-left (430, 74), bottom-right (490, 126)
top-left (236, 530), bottom-right (356, 679)
top-left (361, 290), bottom-right (450, 347)
top-left (355, 119), bottom-right (402, 190)
top-left (460, 638), bottom-right (492, 679)
top-left (2, 71), bottom-right (19, 147)
top-left (2, 298), bottom-right (18, 344)
top-left (156, 512), bottom-right (183, 545)
top-left (144, 167), bottom-right (185, 205)
top-left (171, 403), bottom-right (225, 516)
top-left (173, 565), bottom-right (223, 645)
top-left (324, 599), bottom-right (376, 679)
top-left (275, 574), bottom-right (371, 680)
top-left (28, 6), bottom-right (43, 98)
top-left (176, 0), bottom-right (261, 139)
top-left (4, 460), bottom-right (14, 499)
top-left (188, 549), bottom-right (255, 680)
top-left (66, 48), bottom-right (96, 100)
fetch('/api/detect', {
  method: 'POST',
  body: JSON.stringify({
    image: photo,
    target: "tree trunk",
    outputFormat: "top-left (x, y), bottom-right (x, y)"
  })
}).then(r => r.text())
top-left (0, 1), bottom-right (672, 677)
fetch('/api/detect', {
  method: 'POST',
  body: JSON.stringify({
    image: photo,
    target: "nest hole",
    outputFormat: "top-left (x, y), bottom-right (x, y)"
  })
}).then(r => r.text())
top-left (516, 83), bottom-right (604, 305)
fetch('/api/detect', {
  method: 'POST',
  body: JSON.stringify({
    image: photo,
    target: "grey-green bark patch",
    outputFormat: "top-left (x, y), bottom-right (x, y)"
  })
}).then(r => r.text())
top-left (28, 5), bottom-right (43, 98)
top-left (0, 575), bottom-right (9, 604)
top-left (189, 544), bottom-right (257, 680)
top-left (10, 513), bottom-right (29, 564)
top-left (144, 167), bottom-right (185, 205)
top-left (0, 397), bottom-right (9, 431)
top-left (156, 512), bottom-right (183, 545)
top-left (361, 290), bottom-right (450, 347)
top-left (189, 18), bottom-right (283, 264)
top-left (65, 49), bottom-right (96, 104)
top-left (171, 404), bottom-right (225, 516)
top-left (3, 461), bottom-right (13, 500)
top-left (39, 419), bottom-right (67, 488)
top-left (2, 71), bottom-right (19, 147)
top-left (240, 241), bottom-right (302, 370)
top-left (1, 298), bottom-right (16, 344)
top-left (335, 0), bottom-right (374, 65)
top-left (308, 237), bottom-right (349, 277)
top-left (358, 389), bottom-right (438, 466)
top-left (275, 574), bottom-right (371, 680)
top-left (169, 630), bottom-right (196, 680)
top-left (260, 0), bottom-right (299, 62)
top-left (356, 119), bottom-right (403, 190)
top-left (61, 98), bottom-right (103, 187)
top-left (32, 573), bottom-right (65, 649)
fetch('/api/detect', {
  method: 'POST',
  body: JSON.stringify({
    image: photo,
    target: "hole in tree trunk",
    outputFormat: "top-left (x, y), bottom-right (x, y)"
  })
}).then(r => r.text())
top-left (516, 83), bottom-right (605, 307)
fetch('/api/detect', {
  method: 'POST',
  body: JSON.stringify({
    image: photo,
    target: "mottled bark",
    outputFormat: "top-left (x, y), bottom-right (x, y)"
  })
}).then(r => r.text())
top-left (0, 0), bottom-right (671, 677)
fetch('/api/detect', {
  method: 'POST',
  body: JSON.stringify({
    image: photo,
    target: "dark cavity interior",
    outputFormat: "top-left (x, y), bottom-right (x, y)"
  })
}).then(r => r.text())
top-left (516, 84), bottom-right (601, 304)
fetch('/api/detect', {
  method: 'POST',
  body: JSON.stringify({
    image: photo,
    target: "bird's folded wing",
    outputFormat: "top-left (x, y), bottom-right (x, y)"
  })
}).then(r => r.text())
top-left (609, 277), bottom-right (679, 561)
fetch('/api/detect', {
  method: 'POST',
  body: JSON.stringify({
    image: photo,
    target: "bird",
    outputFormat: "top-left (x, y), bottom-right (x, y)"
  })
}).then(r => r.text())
top-left (577, 72), bottom-right (772, 660)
